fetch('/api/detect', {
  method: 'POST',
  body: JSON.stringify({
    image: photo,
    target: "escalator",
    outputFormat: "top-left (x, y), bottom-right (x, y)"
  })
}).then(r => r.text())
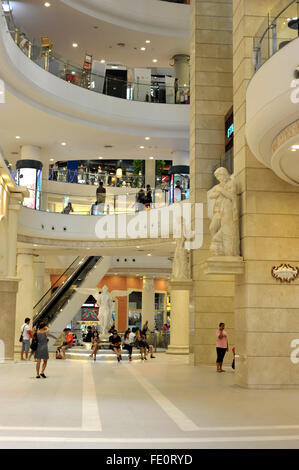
top-left (33, 255), bottom-right (112, 349)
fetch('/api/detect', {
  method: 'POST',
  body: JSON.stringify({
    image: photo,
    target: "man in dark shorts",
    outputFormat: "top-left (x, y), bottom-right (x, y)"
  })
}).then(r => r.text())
top-left (109, 330), bottom-right (122, 362)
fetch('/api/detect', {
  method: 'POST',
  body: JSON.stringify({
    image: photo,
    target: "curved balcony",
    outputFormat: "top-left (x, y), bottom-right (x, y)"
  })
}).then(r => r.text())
top-left (0, 6), bottom-right (189, 139)
top-left (59, 0), bottom-right (190, 37)
top-left (246, 34), bottom-right (299, 185)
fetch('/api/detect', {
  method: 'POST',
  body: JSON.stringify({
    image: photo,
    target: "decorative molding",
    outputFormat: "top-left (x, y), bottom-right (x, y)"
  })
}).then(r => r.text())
top-left (205, 256), bottom-right (244, 275)
top-left (271, 264), bottom-right (299, 283)
top-left (272, 120), bottom-right (299, 154)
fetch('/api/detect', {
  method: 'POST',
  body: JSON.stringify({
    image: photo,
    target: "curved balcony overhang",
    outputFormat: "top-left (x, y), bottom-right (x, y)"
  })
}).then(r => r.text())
top-left (60, 0), bottom-right (190, 38)
top-left (0, 13), bottom-right (189, 140)
top-left (246, 37), bottom-right (299, 185)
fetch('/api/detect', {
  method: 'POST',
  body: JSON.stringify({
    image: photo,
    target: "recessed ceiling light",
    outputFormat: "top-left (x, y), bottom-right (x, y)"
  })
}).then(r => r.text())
top-left (100, 59), bottom-right (105, 63)
top-left (72, 43), bottom-right (78, 48)
top-left (98, 157), bottom-right (103, 159)
top-left (291, 145), bottom-right (299, 150)
top-left (146, 40), bottom-right (151, 44)
top-left (44, 2), bottom-right (51, 7)
top-left (291, 148), bottom-right (297, 152)
top-left (50, 158), bottom-right (54, 161)
top-left (152, 59), bottom-right (158, 63)
top-left (61, 142), bottom-right (67, 146)
top-left (15, 136), bottom-right (21, 139)
top-left (147, 253), bottom-right (152, 256)
top-left (140, 47), bottom-right (146, 51)
top-left (139, 146), bottom-right (145, 149)
top-left (145, 137), bottom-right (150, 140)
top-left (149, 157), bottom-right (154, 160)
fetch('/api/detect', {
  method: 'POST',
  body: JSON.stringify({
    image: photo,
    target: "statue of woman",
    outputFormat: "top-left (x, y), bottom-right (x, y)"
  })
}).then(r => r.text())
top-left (208, 167), bottom-right (239, 256)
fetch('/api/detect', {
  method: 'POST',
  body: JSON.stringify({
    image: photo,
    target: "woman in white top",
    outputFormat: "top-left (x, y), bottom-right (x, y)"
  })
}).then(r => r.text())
top-left (122, 329), bottom-right (133, 361)
top-left (90, 331), bottom-right (101, 361)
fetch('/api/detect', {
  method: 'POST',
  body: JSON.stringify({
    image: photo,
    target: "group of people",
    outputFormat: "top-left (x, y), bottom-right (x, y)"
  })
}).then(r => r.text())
top-left (20, 318), bottom-right (74, 378)
top-left (135, 184), bottom-right (152, 211)
top-left (109, 321), bottom-right (156, 363)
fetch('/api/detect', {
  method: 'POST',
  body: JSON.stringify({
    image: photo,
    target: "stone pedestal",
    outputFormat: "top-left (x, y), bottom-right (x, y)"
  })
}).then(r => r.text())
top-left (167, 279), bottom-right (192, 355)
top-left (0, 278), bottom-right (19, 361)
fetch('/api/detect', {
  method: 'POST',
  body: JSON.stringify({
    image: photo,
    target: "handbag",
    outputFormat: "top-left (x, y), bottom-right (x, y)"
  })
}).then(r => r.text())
top-left (19, 325), bottom-right (26, 343)
top-left (30, 332), bottom-right (39, 351)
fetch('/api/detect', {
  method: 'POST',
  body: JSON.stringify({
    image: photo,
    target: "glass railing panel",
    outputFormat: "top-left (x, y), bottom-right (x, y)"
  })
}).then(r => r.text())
top-left (48, 168), bottom-right (145, 188)
top-left (31, 189), bottom-right (169, 215)
top-left (253, 0), bottom-right (299, 73)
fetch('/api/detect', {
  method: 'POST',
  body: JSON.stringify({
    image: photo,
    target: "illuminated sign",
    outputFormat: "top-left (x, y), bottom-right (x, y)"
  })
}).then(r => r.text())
top-left (227, 123), bottom-right (234, 139)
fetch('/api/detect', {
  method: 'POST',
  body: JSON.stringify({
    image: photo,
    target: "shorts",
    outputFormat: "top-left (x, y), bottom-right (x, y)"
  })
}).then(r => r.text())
top-left (216, 347), bottom-right (227, 363)
top-left (22, 340), bottom-right (30, 352)
top-left (110, 345), bottom-right (120, 350)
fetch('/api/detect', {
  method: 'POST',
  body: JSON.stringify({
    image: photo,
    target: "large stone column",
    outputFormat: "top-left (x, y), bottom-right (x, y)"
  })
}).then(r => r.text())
top-left (232, 0), bottom-right (299, 388)
top-left (171, 54), bottom-right (190, 88)
top-left (190, 0), bottom-right (235, 365)
top-left (15, 249), bottom-right (35, 349)
top-left (141, 276), bottom-right (155, 331)
top-left (145, 159), bottom-right (156, 189)
top-left (0, 279), bottom-right (19, 361)
top-left (168, 280), bottom-right (192, 355)
top-left (33, 256), bottom-right (45, 307)
top-left (7, 193), bottom-right (22, 278)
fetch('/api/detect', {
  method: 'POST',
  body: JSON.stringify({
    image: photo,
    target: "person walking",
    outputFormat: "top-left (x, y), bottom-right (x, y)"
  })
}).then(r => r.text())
top-left (34, 322), bottom-right (49, 378)
top-left (145, 184), bottom-right (152, 209)
top-left (216, 322), bottom-right (229, 373)
top-left (90, 330), bottom-right (100, 361)
top-left (20, 317), bottom-right (32, 361)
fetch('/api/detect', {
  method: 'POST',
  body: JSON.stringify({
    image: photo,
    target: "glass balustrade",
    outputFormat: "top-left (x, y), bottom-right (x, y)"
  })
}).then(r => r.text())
top-left (253, 0), bottom-right (299, 73)
top-left (48, 168), bottom-right (145, 188)
top-left (1, 1), bottom-right (190, 104)
top-left (20, 188), bottom-right (170, 215)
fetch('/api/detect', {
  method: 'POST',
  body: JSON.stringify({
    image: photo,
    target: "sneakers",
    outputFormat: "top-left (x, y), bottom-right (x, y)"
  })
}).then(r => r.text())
top-left (40, 373), bottom-right (46, 378)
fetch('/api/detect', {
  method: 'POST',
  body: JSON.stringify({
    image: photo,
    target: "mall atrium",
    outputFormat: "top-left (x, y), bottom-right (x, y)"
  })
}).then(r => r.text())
top-left (1, 0), bottom-right (299, 451)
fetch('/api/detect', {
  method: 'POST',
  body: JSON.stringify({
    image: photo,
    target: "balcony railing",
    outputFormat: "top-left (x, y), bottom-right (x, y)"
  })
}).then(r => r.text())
top-left (253, 0), bottom-right (299, 73)
top-left (1, 0), bottom-right (190, 104)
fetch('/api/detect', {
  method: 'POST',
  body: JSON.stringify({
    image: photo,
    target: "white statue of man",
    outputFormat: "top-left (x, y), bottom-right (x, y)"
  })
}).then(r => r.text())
top-left (171, 237), bottom-right (190, 281)
top-left (76, 286), bottom-right (128, 336)
top-left (208, 167), bottom-right (240, 257)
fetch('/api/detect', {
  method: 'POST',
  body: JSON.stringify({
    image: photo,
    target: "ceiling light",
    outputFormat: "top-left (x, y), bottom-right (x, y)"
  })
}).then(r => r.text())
top-left (44, 2), bottom-right (51, 7)
top-left (291, 145), bottom-right (299, 150)
top-left (147, 253), bottom-right (152, 256)
top-left (61, 142), bottom-right (67, 146)
top-left (72, 43), bottom-right (78, 48)
top-left (139, 146), bottom-right (145, 149)
top-left (145, 137), bottom-right (150, 140)
top-left (100, 59), bottom-right (105, 63)
top-left (98, 157), bottom-right (103, 160)
top-left (146, 40), bottom-right (151, 44)
top-left (291, 148), bottom-right (297, 152)
top-left (140, 47), bottom-right (146, 51)
top-left (152, 59), bottom-right (158, 63)
top-left (149, 157), bottom-right (154, 160)
top-left (15, 136), bottom-right (21, 139)
top-left (111, 65), bottom-right (118, 69)
top-left (50, 158), bottom-right (54, 161)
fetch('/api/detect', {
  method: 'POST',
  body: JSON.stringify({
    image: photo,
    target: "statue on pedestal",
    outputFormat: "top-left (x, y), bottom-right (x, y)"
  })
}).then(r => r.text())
top-left (76, 286), bottom-right (128, 336)
top-left (208, 167), bottom-right (240, 257)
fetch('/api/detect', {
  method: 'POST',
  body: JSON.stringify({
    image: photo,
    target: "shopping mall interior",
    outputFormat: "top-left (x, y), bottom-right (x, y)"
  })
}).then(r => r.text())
top-left (1, 0), bottom-right (299, 451)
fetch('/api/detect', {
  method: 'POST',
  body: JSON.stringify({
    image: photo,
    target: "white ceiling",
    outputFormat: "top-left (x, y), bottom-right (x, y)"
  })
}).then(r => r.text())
top-left (0, 90), bottom-right (188, 166)
top-left (10, 0), bottom-right (189, 68)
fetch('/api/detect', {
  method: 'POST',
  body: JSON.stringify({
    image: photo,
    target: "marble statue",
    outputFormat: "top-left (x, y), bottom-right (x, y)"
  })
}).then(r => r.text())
top-left (76, 286), bottom-right (128, 336)
top-left (208, 167), bottom-right (240, 257)
top-left (171, 237), bottom-right (190, 281)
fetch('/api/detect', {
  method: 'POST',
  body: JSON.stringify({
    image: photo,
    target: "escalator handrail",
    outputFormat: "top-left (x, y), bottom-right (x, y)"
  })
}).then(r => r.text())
top-left (33, 256), bottom-right (82, 310)
top-left (33, 256), bottom-right (93, 323)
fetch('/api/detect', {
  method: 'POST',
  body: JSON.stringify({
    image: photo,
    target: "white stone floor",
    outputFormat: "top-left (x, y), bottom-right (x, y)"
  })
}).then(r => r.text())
top-left (1, 353), bottom-right (299, 449)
